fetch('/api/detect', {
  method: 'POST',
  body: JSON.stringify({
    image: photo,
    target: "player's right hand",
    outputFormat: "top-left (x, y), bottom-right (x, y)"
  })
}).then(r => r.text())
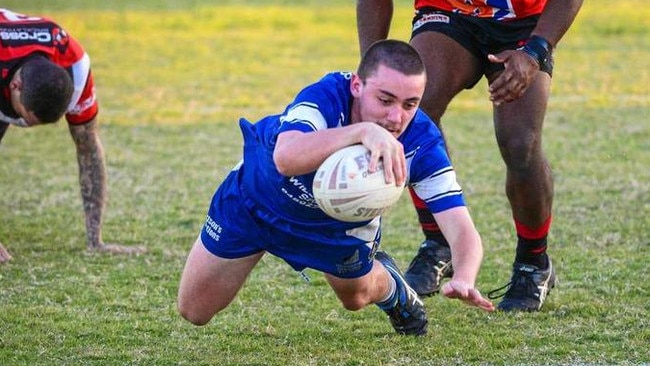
top-left (441, 280), bottom-right (496, 312)
top-left (0, 243), bottom-right (13, 264)
top-left (360, 122), bottom-right (406, 186)
top-left (487, 50), bottom-right (540, 105)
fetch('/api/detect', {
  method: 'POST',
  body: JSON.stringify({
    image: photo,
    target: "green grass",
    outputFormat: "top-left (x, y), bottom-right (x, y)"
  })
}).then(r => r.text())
top-left (1, 1), bottom-right (649, 365)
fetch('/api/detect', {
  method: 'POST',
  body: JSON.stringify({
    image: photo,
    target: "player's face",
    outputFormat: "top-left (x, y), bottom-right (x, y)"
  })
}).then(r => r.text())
top-left (9, 71), bottom-right (41, 127)
top-left (351, 64), bottom-right (425, 138)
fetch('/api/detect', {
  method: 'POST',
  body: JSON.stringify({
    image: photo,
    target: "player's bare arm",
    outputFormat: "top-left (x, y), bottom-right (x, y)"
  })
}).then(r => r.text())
top-left (531, 0), bottom-right (584, 47)
top-left (69, 119), bottom-right (107, 250)
top-left (434, 206), bottom-right (495, 311)
top-left (273, 127), bottom-right (365, 176)
top-left (68, 119), bottom-right (145, 255)
top-left (274, 122), bottom-right (404, 185)
top-left (488, 0), bottom-right (583, 105)
top-left (0, 123), bottom-right (10, 263)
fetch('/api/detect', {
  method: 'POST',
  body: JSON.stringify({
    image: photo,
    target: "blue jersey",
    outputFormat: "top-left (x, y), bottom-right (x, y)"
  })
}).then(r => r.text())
top-left (200, 72), bottom-right (465, 278)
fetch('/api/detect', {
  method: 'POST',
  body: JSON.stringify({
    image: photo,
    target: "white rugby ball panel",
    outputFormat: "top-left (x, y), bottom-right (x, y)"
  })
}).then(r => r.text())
top-left (313, 144), bottom-right (404, 222)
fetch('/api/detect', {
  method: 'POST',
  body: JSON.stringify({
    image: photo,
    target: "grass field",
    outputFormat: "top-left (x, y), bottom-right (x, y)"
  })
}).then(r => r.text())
top-left (1, 1), bottom-right (649, 365)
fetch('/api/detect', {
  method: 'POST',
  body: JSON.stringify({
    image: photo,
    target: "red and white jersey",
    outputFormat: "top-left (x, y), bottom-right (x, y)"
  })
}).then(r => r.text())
top-left (0, 8), bottom-right (98, 126)
top-left (415, 0), bottom-right (546, 20)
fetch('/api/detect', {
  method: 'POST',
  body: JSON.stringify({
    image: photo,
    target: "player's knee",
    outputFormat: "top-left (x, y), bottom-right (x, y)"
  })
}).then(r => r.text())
top-left (499, 135), bottom-right (543, 172)
top-left (338, 295), bottom-right (369, 311)
top-left (340, 300), bottom-right (364, 311)
top-left (177, 301), bottom-right (214, 326)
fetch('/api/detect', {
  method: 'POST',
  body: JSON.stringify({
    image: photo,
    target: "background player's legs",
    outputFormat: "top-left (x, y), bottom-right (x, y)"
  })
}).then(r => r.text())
top-left (493, 72), bottom-right (553, 266)
top-left (489, 71), bottom-right (556, 311)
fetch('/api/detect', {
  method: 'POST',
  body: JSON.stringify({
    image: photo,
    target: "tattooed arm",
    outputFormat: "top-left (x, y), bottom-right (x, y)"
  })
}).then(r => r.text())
top-left (68, 118), bottom-right (145, 254)
top-left (1, 122), bottom-right (13, 263)
top-left (69, 118), bottom-right (107, 250)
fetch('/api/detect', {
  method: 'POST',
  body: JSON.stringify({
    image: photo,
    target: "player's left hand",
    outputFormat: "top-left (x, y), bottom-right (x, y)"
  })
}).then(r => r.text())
top-left (441, 280), bottom-right (495, 312)
top-left (487, 50), bottom-right (540, 105)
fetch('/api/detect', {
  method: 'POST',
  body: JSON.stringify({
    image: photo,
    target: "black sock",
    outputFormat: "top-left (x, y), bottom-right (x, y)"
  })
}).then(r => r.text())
top-left (424, 230), bottom-right (448, 247)
top-left (515, 235), bottom-right (549, 269)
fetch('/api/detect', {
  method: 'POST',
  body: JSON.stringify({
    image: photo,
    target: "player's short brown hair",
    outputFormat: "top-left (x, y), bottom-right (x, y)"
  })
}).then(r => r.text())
top-left (357, 39), bottom-right (425, 82)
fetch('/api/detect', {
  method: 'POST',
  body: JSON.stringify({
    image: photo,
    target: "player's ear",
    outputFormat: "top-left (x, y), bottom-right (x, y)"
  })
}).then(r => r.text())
top-left (9, 71), bottom-right (23, 91)
top-left (350, 73), bottom-right (363, 97)
top-left (9, 67), bottom-right (23, 91)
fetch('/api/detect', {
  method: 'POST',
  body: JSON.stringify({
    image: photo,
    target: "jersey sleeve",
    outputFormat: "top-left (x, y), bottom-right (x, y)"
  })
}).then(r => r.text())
top-left (277, 100), bottom-right (328, 134)
top-left (64, 64), bottom-right (99, 125)
top-left (277, 72), bottom-right (350, 135)
top-left (408, 144), bottom-right (466, 213)
top-left (403, 112), bottom-right (466, 213)
top-left (62, 36), bottom-right (98, 125)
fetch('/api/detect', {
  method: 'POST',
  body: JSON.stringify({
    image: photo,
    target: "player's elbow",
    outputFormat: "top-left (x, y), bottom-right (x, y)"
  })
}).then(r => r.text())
top-left (273, 148), bottom-right (299, 177)
top-left (274, 130), bottom-right (309, 176)
top-left (274, 155), bottom-right (292, 177)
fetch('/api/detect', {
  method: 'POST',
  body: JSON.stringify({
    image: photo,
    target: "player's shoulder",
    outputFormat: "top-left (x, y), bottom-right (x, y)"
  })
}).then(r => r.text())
top-left (320, 71), bottom-right (353, 82)
top-left (0, 8), bottom-right (58, 26)
top-left (400, 109), bottom-right (445, 154)
top-left (296, 71), bottom-right (353, 115)
top-left (405, 109), bottom-right (442, 139)
top-left (312, 71), bottom-right (352, 93)
top-left (0, 8), bottom-right (85, 60)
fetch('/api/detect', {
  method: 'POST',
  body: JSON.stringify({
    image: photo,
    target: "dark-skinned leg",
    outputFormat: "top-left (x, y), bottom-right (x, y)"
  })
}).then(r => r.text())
top-left (404, 32), bottom-right (484, 296)
top-left (489, 72), bottom-right (557, 311)
top-left (494, 72), bottom-right (553, 262)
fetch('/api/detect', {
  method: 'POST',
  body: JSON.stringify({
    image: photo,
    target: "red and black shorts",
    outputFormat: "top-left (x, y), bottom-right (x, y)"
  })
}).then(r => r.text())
top-left (411, 9), bottom-right (553, 83)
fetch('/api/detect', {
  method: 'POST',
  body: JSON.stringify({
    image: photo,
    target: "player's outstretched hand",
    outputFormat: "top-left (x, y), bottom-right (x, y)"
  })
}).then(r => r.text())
top-left (92, 243), bottom-right (147, 255)
top-left (441, 280), bottom-right (495, 312)
top-left (0, 243), bottom-right (13, 264)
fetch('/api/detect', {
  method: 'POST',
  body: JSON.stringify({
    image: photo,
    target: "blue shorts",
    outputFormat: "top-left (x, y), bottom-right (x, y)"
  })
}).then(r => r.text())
top-left (199, 169), bottom-right (381, 279)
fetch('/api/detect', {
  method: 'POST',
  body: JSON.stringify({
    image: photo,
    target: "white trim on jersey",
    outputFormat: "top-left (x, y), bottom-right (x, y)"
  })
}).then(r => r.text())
top-left (411, 167), bottom-right (463, 209)
top-left (345, 216), bottom-right (381, 243)
top-left (232, 159), bottom-right (243, 171)
top-left (67, 52), bottom-right (90, 112)
top-left (279, 102), bottom-right (327, 131)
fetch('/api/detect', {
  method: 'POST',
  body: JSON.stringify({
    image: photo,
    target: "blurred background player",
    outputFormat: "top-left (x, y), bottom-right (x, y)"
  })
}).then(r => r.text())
top-left (0, 8), bottom-right (145, 263)
top-left (357, 0), bottom-right (583, 311)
